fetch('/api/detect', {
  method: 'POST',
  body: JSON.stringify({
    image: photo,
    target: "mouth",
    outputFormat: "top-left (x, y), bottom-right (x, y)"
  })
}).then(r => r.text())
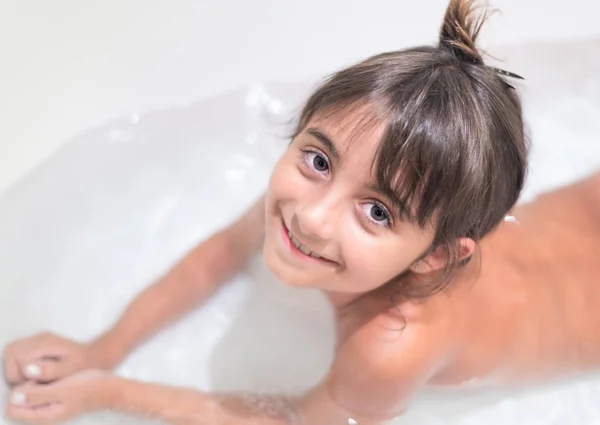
top-left (281, 221), bottom-right (337, 264)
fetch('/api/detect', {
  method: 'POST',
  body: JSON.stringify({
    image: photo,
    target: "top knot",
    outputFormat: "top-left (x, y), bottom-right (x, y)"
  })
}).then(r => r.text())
top-left (439, 0), bottom-right (488, 65)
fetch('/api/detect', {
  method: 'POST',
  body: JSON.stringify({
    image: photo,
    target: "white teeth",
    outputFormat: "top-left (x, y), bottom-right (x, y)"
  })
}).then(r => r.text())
top-left (288, 230), bottom-right (324, 260)
top-left (288, 231), bottom-right (301, 249)
top-left (298, 244), bottom-right (311, 255)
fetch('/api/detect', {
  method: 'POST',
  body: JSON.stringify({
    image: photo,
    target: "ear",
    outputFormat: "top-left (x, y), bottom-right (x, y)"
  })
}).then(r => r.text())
top-left (409, 238), bottom-right (476, 274)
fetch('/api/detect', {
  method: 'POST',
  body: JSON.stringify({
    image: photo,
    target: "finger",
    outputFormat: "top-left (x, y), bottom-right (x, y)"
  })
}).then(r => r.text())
top-left (20, 359), bottom-right (78, 383)
top-left (9, 381), bottom-right (60, 409)
top-left (3, 333), bottom-right (69, 384)
top-left (3, 352), bottom-right (26, 384)
top-left (24, 341), bottom-right (72, 362)
top-left (5, 401), bottom-right (65, 425)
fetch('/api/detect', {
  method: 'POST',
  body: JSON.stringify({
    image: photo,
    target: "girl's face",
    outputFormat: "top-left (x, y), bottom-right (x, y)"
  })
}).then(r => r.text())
top-left (263, 107), bottom-right (438, 294)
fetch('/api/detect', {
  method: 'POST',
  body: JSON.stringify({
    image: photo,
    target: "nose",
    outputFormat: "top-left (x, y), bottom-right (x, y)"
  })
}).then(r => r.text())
top-left (293, 192), bottom-right (340, 242)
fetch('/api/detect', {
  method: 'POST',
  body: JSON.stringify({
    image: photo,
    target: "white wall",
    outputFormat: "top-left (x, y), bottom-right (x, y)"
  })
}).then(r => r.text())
top-left (1, 0), bottom-right (599, 194)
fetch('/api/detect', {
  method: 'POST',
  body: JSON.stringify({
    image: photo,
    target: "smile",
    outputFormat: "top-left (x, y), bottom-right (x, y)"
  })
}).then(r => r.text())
top-left (281, 221), bottom-right (337, 264)
top-left (287, 229), bottom-right (328, 260)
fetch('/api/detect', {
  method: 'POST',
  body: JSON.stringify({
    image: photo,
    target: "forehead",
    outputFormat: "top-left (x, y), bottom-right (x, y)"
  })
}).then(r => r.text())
top-left (306, 104), bottom-right (388, 159)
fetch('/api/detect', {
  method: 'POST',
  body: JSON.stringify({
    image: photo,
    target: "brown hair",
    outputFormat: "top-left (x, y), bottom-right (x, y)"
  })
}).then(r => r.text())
top-left (293, 0), bottom-right (528, 298)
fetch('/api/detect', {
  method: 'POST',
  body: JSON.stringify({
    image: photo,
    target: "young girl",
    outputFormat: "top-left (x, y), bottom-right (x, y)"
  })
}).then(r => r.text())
top-left (4, 1), bottom-right (599, 424)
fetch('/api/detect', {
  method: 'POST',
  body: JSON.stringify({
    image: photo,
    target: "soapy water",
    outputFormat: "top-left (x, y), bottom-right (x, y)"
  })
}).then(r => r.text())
top-left (1, 39), bottom-right (600, 424)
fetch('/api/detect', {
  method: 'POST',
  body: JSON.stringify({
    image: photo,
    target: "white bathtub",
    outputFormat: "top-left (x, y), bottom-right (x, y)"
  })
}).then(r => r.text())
top-left (1, 38), bottom-right (600, 424)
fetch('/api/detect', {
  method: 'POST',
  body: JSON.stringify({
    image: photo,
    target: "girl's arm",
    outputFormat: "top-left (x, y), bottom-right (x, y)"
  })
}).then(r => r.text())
top-left (106, 310), bottom-right (445, 425)
top-left (3, 196), bottom-right (265, 385)
top-left (93, 195), bottom-right (266, 367)
top-left (5, 301), bottom-right (447, 425)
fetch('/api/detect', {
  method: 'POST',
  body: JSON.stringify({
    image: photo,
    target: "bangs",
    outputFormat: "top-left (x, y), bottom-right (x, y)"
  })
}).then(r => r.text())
top-left (373, 65), bottom-right (492, 235)
top-left (294, 45), bottom-right (524, 248)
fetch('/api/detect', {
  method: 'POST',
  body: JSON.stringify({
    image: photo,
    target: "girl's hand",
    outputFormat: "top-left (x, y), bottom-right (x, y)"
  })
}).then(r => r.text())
top-left (4, 369), bottom-right (118, 425)
top-left (3, 332), bottom-right (116, 385)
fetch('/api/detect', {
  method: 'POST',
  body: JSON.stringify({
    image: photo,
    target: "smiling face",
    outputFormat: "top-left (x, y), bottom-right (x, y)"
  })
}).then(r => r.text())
top-left (262, 106), bottom-right (439, 294)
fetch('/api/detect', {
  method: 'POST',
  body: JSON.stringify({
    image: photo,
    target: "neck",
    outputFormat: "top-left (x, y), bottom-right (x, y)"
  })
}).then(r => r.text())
top-left (325, 291), bottom-right (366, 310)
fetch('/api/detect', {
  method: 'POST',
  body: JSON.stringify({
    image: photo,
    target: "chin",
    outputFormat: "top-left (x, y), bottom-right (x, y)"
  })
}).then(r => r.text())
top-left (261, 248), bottom-right (320, 289)
top-left (262, 246), bottom-right (294, 286)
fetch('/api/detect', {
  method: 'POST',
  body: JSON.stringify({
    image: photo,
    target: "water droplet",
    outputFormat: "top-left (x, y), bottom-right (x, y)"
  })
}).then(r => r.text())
top-left (348, 418), bottom-right (358, 425)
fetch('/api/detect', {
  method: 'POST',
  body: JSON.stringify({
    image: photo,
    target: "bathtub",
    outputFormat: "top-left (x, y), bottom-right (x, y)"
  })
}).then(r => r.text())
top-left (1, 37), bottom-right (600, 424)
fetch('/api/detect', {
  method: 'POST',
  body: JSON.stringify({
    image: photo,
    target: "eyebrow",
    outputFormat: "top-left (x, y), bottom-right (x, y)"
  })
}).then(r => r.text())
top-left (306, 128), bottom-right (340, 161)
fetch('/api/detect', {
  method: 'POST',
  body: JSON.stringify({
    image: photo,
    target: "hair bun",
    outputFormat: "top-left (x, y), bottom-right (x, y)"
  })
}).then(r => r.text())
top-left (439, 0), bottom-right (488, 65)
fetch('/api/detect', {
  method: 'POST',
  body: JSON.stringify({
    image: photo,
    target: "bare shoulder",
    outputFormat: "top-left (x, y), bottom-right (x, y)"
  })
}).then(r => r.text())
top-left (577, 171), bottom-right (600, 218)
top-left (522, 171), bottom-right (600, 225)
top-left (326, 295), bottom-right (454, 418)
top-left (232, 195), bottom-right (265, 229)
top-left (226, 194), bottom-right (266, 254)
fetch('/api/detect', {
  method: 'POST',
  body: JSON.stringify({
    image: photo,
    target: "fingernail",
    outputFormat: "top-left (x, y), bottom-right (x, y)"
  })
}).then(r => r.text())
top-left (25, 364), bottom-right (41, 378)
top-left (10, 391), bottom-right (26, 406)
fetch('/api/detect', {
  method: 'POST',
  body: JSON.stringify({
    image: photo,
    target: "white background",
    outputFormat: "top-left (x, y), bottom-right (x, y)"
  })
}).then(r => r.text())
top-left (1, 0), bottom-right (599, 194)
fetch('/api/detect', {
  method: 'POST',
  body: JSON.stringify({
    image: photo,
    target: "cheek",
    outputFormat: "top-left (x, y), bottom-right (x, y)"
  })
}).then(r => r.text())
top-left (341, 232), bottom-right (419, 289)
top-left (267, 152), bottom-right (307, 202)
